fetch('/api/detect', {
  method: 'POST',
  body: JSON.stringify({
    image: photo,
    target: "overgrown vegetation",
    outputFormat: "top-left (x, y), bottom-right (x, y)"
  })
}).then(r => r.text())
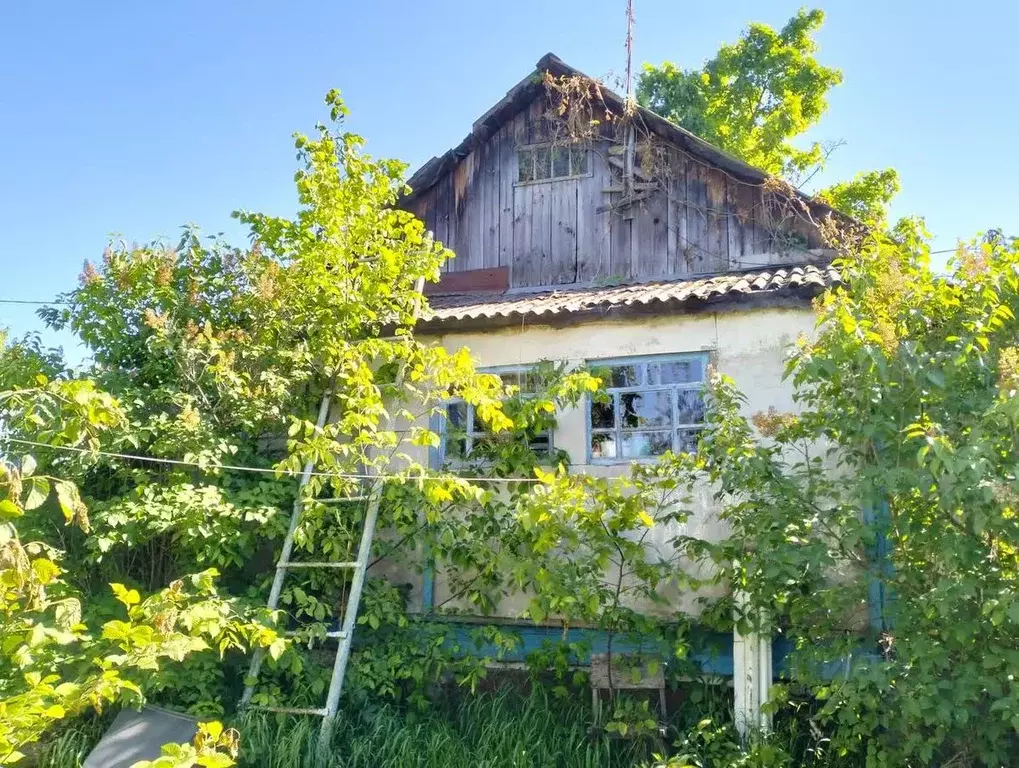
top-left (3, 29), bottom-right (1019, 768)
top-left (37, 684), bottom-right (848, 768)
top-left (0, 370), bottom-right (268, 765)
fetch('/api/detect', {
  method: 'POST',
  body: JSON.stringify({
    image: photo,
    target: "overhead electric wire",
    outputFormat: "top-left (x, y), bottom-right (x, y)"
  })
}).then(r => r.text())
top-left (0, 436), bottom-right (545, 484)
top-left (0, 298), bottom-right (71, 306)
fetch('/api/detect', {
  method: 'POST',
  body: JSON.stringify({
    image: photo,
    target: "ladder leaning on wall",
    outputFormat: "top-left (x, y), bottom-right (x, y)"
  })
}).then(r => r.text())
top-left (238, 391), bottom-right (385, 756)
top-left (239, 276), bottom-right (426, 759)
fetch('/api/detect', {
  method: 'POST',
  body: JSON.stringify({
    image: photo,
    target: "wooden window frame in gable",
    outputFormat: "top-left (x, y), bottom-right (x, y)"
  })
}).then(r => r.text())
top-left (515, 142), bottom-right (592, 186)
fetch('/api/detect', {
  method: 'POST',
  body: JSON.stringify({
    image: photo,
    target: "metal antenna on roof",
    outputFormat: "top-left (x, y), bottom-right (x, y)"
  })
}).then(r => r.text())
top-left (624, 0), bottom-right (635, 101)
top-left (621, 0), bottom-right (637, 207)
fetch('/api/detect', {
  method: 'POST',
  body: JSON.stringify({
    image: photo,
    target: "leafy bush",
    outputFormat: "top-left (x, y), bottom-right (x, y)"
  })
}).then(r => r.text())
top-left (0, 373), bottom-right (277, 764)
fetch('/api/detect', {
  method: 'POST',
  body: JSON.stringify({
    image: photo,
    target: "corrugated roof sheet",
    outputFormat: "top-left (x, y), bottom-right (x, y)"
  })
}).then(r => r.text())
top-left (424, 265), bottom-right (839, 325)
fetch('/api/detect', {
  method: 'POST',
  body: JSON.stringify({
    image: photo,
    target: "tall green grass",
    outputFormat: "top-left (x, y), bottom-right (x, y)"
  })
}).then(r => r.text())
top-left (36, 716), bottom-right (109, 768)
top-left (36, 682), bottom-right (847, 767)
top-left (239, 688), bottom-right (653, 768)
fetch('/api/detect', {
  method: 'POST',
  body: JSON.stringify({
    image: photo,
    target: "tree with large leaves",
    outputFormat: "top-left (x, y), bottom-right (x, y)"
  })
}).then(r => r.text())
top-left (0, 358), bottom-right (274, 765)
top-left (637, 8), bottom-right (900, 225)
top-left (8, 91), bottom-right (525, 717)
top-left (683, 227), bottom-right (1019, 765)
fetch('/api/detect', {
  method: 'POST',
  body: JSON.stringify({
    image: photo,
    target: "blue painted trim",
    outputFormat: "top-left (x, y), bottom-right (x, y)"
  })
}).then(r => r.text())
top-left (442, 622), bottom-right (737, 676)
top-left (428, 411), bottom-right (446, 470)
top-left (585, 352), bottom-right (711, 369)
top-left (371, 619), bottom-right (878, 683)
top-left (421, 569), bottom-right (435, 612)
top-left (584, 391), bottom-right (594, 465)
top-left (863, 499), bottom-right (892, 632)
top-left (423, 411), bottom-right (445, 612)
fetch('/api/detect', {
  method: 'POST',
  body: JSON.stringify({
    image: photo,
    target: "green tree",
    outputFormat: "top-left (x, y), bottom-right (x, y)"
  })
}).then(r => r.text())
top-left (13, 90), bottom-right (518, 716)
top-left (683, 228), bottom-right (1019, 765)
top-left (814, 168), bottom-right (901, 226)
top-left (637, 8), bottom-right (900, 224)
top-left (0, 362), bottom-right (274, 765)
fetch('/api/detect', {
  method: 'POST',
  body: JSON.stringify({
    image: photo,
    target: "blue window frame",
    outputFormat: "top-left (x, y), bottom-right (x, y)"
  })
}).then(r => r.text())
top-left (431, 365), bottom-right (552, 466)
top-left (586, 353), bottom-right (708, 462)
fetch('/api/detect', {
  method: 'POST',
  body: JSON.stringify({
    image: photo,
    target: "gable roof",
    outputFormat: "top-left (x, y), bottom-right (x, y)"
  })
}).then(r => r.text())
top-left (404, 53), bottom-right (839, 221)
top-left (419, 264), bottom-right (839, 332)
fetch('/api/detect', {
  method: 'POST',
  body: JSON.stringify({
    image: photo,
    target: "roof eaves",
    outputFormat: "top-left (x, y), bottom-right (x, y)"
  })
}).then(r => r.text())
top-left (416, 265), bottom-right (839, 333)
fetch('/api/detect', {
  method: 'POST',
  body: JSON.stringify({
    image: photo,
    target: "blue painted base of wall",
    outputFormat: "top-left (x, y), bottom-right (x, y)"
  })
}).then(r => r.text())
top-left (438, 623), bottom-right (882, 682)
top-left (440, 621), bottom-right (742, 677)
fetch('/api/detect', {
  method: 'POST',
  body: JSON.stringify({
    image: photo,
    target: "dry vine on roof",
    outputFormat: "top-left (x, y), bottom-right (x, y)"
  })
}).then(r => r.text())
top-left (532, 72), bottom-right (840, 267)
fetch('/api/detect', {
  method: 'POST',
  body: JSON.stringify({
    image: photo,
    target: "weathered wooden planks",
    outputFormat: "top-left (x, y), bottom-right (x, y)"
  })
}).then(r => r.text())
top-left (666, 159), bottom-right (688, 276)
top-left (609, 211), bottom-right (632, 282)
top-left (547, 179), bottom-right (578, 285)
top-left (497, 120), bottom-right (517, 268)
top-left (683, 161), bottom-right (710, 274)
top-left (511, 184), bottom-right (532, 287)
top-left (404, 92), bottom-right (825, 289)
top-left (525, 183), bottom-right (551, 287)
top-left (704, 171), bottom-right (728, 272)
top-left (575, 144), bottom-right (612, 283)
top-left (634, 188), bottom-right (669, 279)
top-left (451, 153), bottom-right (475, 271)
top-left (726, 180), bottom-right (746, 270)
top-left (478, 138), bottom-right (499, 269)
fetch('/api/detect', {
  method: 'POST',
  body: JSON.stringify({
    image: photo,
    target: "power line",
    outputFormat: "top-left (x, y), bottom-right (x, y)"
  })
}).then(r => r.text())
top-left (0, 299), bottom-right (69, 306)
top-left (0, 436), bottom-right (544, 484)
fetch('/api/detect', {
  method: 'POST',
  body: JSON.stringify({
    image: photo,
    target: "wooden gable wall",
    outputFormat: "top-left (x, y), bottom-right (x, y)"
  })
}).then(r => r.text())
top-left (406, 97), bottom-right (825, 290)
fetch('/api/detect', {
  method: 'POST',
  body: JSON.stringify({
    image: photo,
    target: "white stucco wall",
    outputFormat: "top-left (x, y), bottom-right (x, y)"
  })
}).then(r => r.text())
top-left (399, 304), bottom-right (816, 618)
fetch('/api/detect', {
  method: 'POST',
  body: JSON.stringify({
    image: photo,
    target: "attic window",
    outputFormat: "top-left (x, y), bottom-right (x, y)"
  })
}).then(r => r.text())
top-left (517, 144), bottom-right (588, 184)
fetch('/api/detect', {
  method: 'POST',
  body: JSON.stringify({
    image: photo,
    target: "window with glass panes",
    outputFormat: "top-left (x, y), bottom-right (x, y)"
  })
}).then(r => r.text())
top-left (442, 368), bottom-right (552, 461)
top-left (588, 354), bottom-right (707, 460)
top-left (517, 144), bottom-right (589, 183)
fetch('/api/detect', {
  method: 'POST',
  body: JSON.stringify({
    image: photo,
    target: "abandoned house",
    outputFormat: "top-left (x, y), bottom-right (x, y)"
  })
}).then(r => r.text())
top-left (397, 53), bottom-right (842, 726)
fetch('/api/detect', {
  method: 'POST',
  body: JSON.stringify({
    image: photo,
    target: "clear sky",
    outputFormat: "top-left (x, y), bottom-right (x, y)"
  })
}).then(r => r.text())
top-left (2, 1), bottom-right (1015, 353)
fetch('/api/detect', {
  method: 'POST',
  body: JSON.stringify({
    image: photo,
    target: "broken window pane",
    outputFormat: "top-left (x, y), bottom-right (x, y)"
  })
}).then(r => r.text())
top-left (609, 364), bottom-right (640, 387)
top-left (621, 391), bottom-right (671, 428)
top-left (517, 149), bottom-right (534, 183)
top-left (591, 431), bottom-right (617, 459)
top-left (591, 398), bottom-right (615, 429)
top-left (621, 431), bottom-right (672, 458)
top-left (551, 146), bottom-right (570, 178)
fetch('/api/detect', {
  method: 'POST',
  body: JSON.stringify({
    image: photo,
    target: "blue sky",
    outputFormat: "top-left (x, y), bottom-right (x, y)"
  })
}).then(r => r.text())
top-left (1, 1), bottom-right (1014, 354)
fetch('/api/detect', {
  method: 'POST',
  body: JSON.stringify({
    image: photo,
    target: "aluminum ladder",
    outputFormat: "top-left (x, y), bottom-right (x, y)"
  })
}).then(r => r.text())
top-left (240, 275), bottom-right (425, 759)
top-left (238, 391), bottom-right (384, 759)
